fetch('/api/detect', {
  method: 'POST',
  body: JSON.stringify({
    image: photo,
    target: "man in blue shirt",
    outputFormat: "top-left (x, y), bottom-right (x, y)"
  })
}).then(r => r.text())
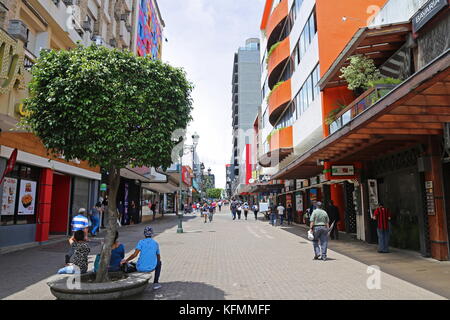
top-left (71, 208), bottom-right (89, 241)
top-left (121, 226), bottom-right (162, 289)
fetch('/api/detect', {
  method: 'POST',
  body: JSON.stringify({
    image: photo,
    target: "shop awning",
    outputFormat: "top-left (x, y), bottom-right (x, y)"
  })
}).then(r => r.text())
top-left (273, 50), bottom-right (450, 180)
top-left (319, 22), bottom-right (411, 90)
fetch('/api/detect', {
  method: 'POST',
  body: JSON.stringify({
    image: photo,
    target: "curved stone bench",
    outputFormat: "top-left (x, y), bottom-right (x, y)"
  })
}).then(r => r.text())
top-left (47, 272), bottom-right (152, 300)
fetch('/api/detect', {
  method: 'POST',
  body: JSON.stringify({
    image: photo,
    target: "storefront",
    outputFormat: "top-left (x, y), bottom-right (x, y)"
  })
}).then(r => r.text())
top-left (0, 143), bottom-right (101, 249)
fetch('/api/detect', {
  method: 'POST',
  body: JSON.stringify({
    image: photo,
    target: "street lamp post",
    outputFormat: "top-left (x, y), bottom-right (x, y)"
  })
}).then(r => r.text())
top-left (177, 133), bottom-right (199, 234)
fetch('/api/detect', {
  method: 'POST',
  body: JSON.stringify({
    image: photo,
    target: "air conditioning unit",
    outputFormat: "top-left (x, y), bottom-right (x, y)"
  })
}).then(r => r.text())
top-left (8, 20), bottom-right (28, 42)
top-left (91, 35), bottom-right (105, 46)
top-left (109, 38), bottom-right (117, 47)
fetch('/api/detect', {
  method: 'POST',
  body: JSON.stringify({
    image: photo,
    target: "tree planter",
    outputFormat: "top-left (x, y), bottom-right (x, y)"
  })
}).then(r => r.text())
top-left (47, 272), bottom-right (152, 300)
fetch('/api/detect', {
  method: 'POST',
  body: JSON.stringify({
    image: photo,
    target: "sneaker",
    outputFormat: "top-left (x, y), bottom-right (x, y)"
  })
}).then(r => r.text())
top-left (322, 256), bottom-right (327, 261)
top-left (313, 255), bottom-right (320, 260)
top-left (153, 283), bottom-right (162, 290)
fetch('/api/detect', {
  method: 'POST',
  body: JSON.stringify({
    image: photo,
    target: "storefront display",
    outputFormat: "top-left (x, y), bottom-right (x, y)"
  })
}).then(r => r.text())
top-left (1, 178), bottom-right (17, 215)
top-left (17, 180), bottom-right (37, 215)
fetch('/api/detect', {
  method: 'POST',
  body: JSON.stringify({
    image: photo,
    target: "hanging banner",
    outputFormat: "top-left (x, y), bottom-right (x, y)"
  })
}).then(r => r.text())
top-left (1, 177), bottom-right (17, 215)
top-left (124, 183), bottom-right (129, 223)
top-left (295, 192), bottom-right (303, 213)
top-left (368, 179), bottom-right (379, 214)
top-left (0, 148), bottom-right (18, 185)
top-left (17, 180), bottom-right (37, 215)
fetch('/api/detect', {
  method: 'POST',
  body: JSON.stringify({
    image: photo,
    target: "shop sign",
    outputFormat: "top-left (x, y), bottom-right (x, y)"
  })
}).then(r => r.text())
top-left (100, 183), bottom-right (107, 191)
top-left (368, 179), bottom-right (379, 213)
top-left (412, 0), bottom-right (448, 33)
top-left (425, 181), bottom-right (435, 215)
top-left (0, 29), bottom-right (26, 96)
top-left (319, 174), bottom-right (327, 183)
top-left (1, 177), bottom-right (17, 215)
top-left (295, 192), bottom-right (303, 213)
top-left (331, 165), bottom-right (354, 177)
top-left (296, 179), bottom-right (302, 190)
top-left (17, 180), bottom-right (37, 215)
top-left (303, 179), bottom-right (309, 187)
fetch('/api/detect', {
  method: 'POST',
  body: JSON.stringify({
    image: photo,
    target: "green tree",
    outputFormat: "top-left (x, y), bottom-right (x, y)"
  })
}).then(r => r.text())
top-left (207, 188), bottom-right (223, 199)
top-left (23, 44), bottom-right (193, 283)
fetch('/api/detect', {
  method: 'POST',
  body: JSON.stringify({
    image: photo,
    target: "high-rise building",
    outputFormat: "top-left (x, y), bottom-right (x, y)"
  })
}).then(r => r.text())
top-left (230, 38), bottom-right (262, 197)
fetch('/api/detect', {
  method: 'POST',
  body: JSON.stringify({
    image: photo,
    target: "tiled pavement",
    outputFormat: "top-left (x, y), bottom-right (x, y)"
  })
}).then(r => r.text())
top-left (0, 209), bottom-right (447, 300)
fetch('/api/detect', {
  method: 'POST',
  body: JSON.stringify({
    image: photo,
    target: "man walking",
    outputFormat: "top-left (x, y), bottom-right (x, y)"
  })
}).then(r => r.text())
top-left (309, 202), bottom-right (330, 261)
top-left (252, 203), bottom-right (259, 221)
top-left (230, 200), bottom-right (237, 220)
top-left (372, 203), bottom-right (392, 253)
top-left (327, 200), bottom-right (340, 240)
top-left (277, 203), bottom-right (285, 226)
top-left (71, 208), bottom-right (90, 241)
top-left (270, 203), bottom-right (277, 226)
top-left (218, 200), bottom-right (222, 212)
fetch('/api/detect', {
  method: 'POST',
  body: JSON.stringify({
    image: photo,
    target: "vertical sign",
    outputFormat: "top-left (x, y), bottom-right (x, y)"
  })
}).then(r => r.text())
top-left (124, 183), bottom-right (129, 223)
top-left (425, 181), bottom-right (435, 215)
top-left (1, 178), bottom-right (17, 215)
top-left (368, 179), bottom-right (379, 215)
top-left (18, 180), bottom-right (37, 215)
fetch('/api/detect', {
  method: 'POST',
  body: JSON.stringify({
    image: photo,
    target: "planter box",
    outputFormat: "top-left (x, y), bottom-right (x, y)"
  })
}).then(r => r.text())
top-left (47, 272), bottom-right (152, 300)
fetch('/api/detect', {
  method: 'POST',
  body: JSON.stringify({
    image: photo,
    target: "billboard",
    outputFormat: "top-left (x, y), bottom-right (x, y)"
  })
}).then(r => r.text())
top-left (137, 0), bottom-right (163, 59)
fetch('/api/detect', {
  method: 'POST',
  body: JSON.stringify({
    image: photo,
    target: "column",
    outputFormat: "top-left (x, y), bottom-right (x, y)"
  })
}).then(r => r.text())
top-left (35, 168), bottom-right (53, 242)
top-left (425, 136), bottom-right (449, 261)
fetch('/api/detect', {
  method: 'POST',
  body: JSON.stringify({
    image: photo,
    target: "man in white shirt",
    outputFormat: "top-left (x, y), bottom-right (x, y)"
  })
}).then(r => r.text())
top-left (277, 203), bottom-right (285, 226)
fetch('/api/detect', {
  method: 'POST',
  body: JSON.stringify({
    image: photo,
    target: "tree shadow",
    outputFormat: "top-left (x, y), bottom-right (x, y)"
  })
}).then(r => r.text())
top-left (122, 281), bottom-right (227, 300)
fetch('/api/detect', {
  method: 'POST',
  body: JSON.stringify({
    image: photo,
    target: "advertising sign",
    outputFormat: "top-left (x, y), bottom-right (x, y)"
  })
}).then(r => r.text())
top-left (17, 180), bottom-right (37, 215)
top-left (331, 165), bottom-right (355, 176)
top-left (412, 0), bottom-right (448, 33)
top-left (295, 192), bottom-right (303, 213)
top-left (259, 202), bottom-right (270, 212)
top-left (1, 178), bottom-right (17, 215)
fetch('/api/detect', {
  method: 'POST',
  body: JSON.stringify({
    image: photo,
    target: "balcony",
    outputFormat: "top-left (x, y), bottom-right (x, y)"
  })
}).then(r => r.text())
top-left (268, 79), bottom-right (291, 126)
top-left (328, 84), bottom-right (398, 135)
top-left (259, 126), bottom-right (293, 167)
top-left (267, 37), bottom-right (290, 89)
top-left (24, 48), bottom-right (37, 71)
top-left (266, 0), bottom-right (289, 50)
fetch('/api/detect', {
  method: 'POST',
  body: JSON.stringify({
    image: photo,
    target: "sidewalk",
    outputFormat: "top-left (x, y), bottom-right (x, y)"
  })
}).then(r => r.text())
top-left (280, 221), bottom-right (450, 299)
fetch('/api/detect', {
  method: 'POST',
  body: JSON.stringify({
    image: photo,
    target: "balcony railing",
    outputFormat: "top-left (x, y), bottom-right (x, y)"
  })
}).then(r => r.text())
top-left (329, 84), bottom-right (398, 135)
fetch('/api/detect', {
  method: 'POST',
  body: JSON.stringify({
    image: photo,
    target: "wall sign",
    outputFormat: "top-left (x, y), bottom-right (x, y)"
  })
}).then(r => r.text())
top-left (17, 180), bottom-right (37, 215)
top-left (412, 0), bottom-right (448, 33)
top-left (425, 181), bottom-right (435, 215)
top-left (331, 165), bottom-right (355, 176)
top-left (1, 178), bottom-right (17, 216)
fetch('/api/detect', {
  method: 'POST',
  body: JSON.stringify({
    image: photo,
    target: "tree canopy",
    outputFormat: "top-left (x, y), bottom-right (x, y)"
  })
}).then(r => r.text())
top-left (23, 44), bottom-right (193, 170)
top-left (207, 188), bottom-right (223, 200)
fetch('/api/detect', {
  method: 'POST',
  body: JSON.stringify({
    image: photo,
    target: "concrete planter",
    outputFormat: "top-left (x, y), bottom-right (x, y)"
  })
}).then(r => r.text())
top-left (47, 272), bottom-right (152, 300)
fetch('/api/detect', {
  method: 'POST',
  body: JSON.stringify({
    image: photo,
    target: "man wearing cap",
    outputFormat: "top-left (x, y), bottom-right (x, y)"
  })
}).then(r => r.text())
top-left (121, 226), bottom-right (162, 290)
top-left (71, 208), bottom-right (90, 241)
top-left (309, 202), bottom-right (330, 261)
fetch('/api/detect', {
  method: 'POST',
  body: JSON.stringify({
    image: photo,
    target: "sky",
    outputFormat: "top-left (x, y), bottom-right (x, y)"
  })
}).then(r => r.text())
top-left (157, 0), bottom-right (266, 189)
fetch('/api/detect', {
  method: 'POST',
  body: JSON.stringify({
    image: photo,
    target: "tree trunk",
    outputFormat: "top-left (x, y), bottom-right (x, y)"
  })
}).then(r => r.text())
top-left (95, 165), bottom-right (120, 283)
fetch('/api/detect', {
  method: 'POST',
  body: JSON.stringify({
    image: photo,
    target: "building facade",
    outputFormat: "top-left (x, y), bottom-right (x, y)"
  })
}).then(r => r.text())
top-left (257, 0), bottom-right (449, 261)
top-left (230, 38), bottom-right (262, 197)
top-left (0, 0), bottom-right (161, 249)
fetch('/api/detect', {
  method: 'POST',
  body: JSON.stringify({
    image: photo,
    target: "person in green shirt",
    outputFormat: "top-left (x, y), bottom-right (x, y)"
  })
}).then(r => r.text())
top-left (309, 202), bottom-right (330, 261)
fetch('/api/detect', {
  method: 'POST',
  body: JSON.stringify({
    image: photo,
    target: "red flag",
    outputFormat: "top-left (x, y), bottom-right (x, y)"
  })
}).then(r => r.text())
top-left (0, 149), bottom-right (18, 185)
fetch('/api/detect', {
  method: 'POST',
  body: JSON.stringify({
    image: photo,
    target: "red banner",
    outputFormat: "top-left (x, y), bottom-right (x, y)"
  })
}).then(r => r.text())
top-left (0, 148), bottom-right (18, 185)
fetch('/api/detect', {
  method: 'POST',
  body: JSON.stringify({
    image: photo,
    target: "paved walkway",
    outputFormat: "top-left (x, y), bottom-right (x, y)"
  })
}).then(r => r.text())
top-left (0, 209), bottom-right (448, 300)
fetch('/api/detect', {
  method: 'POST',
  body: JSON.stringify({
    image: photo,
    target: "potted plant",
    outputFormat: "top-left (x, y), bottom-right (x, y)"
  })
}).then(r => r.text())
top-left (325, 103), bottom-right (347, 125)
top-left (265, 41), bottom-right (281, 68)
top-left (339, 54), bottom-right (381, 96)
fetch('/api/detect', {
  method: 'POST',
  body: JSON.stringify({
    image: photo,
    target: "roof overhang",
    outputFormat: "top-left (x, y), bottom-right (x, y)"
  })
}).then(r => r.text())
top-left (319, 22), bottom-right (412, 90)
top-left (274, 50), bottom-right (450, 180)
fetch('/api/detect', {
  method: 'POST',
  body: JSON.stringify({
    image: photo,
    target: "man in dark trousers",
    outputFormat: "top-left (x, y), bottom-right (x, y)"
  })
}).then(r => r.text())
top-left (327, 200), bottom-right (340, 240)
top-left (372, 203), bottom-right (392, 253)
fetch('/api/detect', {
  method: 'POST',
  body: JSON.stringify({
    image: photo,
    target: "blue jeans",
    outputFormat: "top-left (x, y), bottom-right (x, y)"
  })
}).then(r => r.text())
top-left (313, 226), bottom-right (329, 258)
top-left (270, 213), bottom-right (277, 225)
top-left (90, 215), bottom-right (100, 235)
top-left (279, 214), bottom-right (284, 225)
top-left (57, 265), bottom-right (80, 274)
top-left (377, 229), bottom-right (390, 252)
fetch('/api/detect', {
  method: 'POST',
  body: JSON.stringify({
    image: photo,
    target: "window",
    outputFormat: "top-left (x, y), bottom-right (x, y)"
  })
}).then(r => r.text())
top-left (1, 164), bottom-right (40, 226)
top-left (295, 8), bottom-right (317, 64)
